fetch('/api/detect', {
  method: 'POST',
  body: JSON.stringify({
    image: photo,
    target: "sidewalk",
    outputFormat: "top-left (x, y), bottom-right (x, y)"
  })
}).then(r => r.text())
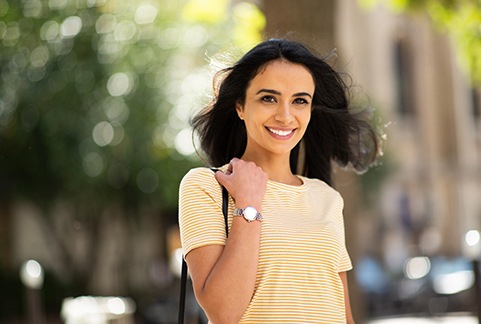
top-left (367, 313), bottom-right (478, 324)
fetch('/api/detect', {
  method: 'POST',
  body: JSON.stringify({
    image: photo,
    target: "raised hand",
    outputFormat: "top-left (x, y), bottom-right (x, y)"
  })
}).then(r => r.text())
top-left (214, 158), bottom-right (267, 209)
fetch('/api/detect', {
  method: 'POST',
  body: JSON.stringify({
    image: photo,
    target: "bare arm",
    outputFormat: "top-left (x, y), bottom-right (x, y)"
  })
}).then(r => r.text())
top-left (185, 159), bottom-right (267, 323)
top-left (339, 271), bottom-right (355, 324)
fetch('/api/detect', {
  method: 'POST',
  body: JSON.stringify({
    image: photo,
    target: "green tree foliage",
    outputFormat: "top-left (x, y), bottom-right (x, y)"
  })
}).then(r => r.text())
top-left (358, 0), bottom-right (481, 84)
top-left (0, 0), bottom-right (265, 211)
top-left (0, 0), bottom-right (265, 305)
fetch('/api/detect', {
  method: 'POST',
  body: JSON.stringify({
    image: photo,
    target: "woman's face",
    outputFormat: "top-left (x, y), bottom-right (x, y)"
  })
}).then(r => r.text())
top-left (237, 60), bottom-right (314, 160)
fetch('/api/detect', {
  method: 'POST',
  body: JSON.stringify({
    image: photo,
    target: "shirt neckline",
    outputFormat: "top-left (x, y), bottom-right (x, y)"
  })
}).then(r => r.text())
top-left (217, 164), bottom-right (309, 191)
top-left (267, 175), bottom-right (309, 192)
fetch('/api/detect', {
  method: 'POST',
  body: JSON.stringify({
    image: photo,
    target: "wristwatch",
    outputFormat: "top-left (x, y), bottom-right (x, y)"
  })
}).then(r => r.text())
top-left (233, 206), bottom-right (263, 222)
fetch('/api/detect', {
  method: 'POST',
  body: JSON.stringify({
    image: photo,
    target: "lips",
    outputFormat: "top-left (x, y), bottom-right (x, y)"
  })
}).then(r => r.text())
top-left (266, 127), bottom-right (295, 137)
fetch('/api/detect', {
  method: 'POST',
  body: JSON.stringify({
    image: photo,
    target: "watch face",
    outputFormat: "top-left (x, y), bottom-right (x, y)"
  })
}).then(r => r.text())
top-left (243, 206), bottom-right (257, 221)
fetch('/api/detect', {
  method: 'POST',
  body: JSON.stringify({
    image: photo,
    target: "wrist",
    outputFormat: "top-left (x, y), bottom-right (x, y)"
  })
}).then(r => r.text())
top-left (234, 199), bottom-right (262, 211)
top-left (233, 206), bottom-right (263, 222)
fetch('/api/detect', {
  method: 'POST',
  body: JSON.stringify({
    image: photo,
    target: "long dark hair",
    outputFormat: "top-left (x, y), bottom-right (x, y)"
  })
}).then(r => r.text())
top-left (191, 39), bottom-right (381, 185)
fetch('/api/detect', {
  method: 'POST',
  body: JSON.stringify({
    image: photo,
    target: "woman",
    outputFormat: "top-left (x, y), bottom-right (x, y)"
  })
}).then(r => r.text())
top-left (179, 39), bottom-right (380, 323)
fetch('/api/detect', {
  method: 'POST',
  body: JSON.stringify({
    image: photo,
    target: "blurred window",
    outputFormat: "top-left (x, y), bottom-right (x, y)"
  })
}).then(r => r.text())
top-left (394, 39), bottom-right (416, 118)
top-left (471, 87), bottom-right (480, 120)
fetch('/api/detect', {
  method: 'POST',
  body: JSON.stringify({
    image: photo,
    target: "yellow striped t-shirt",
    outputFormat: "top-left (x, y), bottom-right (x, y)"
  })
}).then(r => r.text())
top-left (179, 167), bottom-right (352, 323)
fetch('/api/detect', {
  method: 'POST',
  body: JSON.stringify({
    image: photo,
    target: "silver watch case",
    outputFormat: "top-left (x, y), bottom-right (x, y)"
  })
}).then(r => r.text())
top-left (233, 206), bottom-right (263, 222)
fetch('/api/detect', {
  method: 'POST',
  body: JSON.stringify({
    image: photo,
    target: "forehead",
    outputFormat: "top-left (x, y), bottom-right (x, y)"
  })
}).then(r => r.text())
top-left (248, 60), bottom-right (314, 93)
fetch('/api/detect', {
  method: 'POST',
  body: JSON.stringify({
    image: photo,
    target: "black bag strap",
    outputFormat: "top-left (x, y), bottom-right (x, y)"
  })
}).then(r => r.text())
top-left (178, 168), bottom-right (229, 324)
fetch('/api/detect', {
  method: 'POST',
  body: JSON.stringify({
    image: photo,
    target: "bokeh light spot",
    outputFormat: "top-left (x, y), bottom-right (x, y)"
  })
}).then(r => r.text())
top-left (135, 4), bottom-right (158, 25)
top-left (87, 0), bottom-right (107, 7)
top-left (40, 20), bottom-right (60, 42)
top-left (48, 0), bottom-right (68, 10)
top-left (109, 124), bottom-right (124, 146)
top-left (61, 16), bottom-right (82, 38)
top-left (0, 1), bottom-right (8, 17)
top-left (3, 24), bottom-right (20, 46)
top-left (82, 152), bottom-right (104, 177)
top-left (175, 128), bottom-right (196, 156)
top-left (182, 26), bottom-right (209, 47)
top-left (114, 20), bottom-right (137, 42)
top-left (92, 121), bottom-right (114, 147)
top-left (107, 73), bottom-right (132, 97)
top-left (23, 0), bottom-right (43, 18)
top-left (30, 45), bottom-right (50, 68)
top-left (95, 14), bottom-right (116, 34)
top-left (103, 97), bottom-right (130, 124)
top-left (27, 66), bottom-right (46, 82)
top-left (466, 230), bottom-right (480, 247)
top-left (404, 256), bottom-right (431, 280)
top-left (157, 27), bottom-right (180, 49)
top-left (107, 297), bottom-right (126, 315)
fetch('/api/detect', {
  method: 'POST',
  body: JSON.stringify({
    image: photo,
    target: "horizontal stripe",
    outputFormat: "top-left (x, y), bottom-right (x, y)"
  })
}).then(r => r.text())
top-left (179, 166), bottom-right (352, 323)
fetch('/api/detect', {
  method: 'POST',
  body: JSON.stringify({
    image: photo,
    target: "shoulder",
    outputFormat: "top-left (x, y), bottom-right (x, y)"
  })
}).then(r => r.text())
top-left (180, 167), bottom-right (218, 190)
top-left (300, 176), bottom-right (338, 193)
top-left (301, 176), bottom-right (344, 204)
top-left (181, 167), bottom-right (215, 182)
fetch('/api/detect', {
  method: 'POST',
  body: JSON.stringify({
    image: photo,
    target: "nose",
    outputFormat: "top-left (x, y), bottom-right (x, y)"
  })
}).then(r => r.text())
top-left (274, 101), bottom-right (294, 124)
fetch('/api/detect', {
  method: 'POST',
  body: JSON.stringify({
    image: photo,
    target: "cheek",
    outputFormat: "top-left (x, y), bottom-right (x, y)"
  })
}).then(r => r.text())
top-left (302, 110), bottom-right (312, 126)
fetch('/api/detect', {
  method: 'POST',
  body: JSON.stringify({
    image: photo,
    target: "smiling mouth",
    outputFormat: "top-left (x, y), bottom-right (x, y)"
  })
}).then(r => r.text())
top-left (267, 127), bottom-right (294, 137)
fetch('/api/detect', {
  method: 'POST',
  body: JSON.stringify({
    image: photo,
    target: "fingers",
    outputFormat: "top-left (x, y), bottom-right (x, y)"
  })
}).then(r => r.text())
top-left (214, 168), bottom-right (228, 186)
top-left (226, 158), bottom-right (239, 175)
top-left (214, 158), bottom-right (237, 188)
top-left (214, 159), bottom-right (267, 207)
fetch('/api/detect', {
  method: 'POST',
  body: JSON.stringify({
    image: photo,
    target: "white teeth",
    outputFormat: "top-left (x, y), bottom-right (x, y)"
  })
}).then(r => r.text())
top-left (268, 128), bottom-right (293, 136)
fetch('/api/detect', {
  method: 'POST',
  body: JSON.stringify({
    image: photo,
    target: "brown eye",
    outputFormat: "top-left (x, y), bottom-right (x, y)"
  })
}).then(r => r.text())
top-left (293, 98), bottom-right (309, 105)
top-left (261, 96), bottom-right (276, 103)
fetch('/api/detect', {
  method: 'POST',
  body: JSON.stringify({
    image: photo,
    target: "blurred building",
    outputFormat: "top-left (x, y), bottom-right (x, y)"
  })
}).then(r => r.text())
top-left (264, 0), bottom-right (480, 319)
top-left (334, 0), bottom-right (481, 319)
top-left (336, 0), bottom-right (480, 268)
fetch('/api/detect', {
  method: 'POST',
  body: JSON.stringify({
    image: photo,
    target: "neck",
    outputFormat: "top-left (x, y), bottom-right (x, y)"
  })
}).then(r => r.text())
top-left (240, 152), bottom-right (301, 186)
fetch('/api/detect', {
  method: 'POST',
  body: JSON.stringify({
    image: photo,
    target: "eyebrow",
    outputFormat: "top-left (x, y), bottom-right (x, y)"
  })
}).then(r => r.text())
top-left (256, 89), bottom-right (312, 98)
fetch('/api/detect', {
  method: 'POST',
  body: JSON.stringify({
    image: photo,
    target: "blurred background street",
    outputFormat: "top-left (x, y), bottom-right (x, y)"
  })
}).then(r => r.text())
top-left (1, 0), bottom-right (480, 323)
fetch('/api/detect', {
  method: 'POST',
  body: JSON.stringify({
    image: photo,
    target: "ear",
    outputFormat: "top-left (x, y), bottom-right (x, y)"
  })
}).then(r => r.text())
top-left (236, 102), bottom-right (244, 120)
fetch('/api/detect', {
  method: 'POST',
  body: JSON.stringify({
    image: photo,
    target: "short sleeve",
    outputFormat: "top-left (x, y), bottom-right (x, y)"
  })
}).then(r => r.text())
top-left (334, 194), bottom-right (353, 272)
top-left (178, 167), bottom-right (227, 256)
